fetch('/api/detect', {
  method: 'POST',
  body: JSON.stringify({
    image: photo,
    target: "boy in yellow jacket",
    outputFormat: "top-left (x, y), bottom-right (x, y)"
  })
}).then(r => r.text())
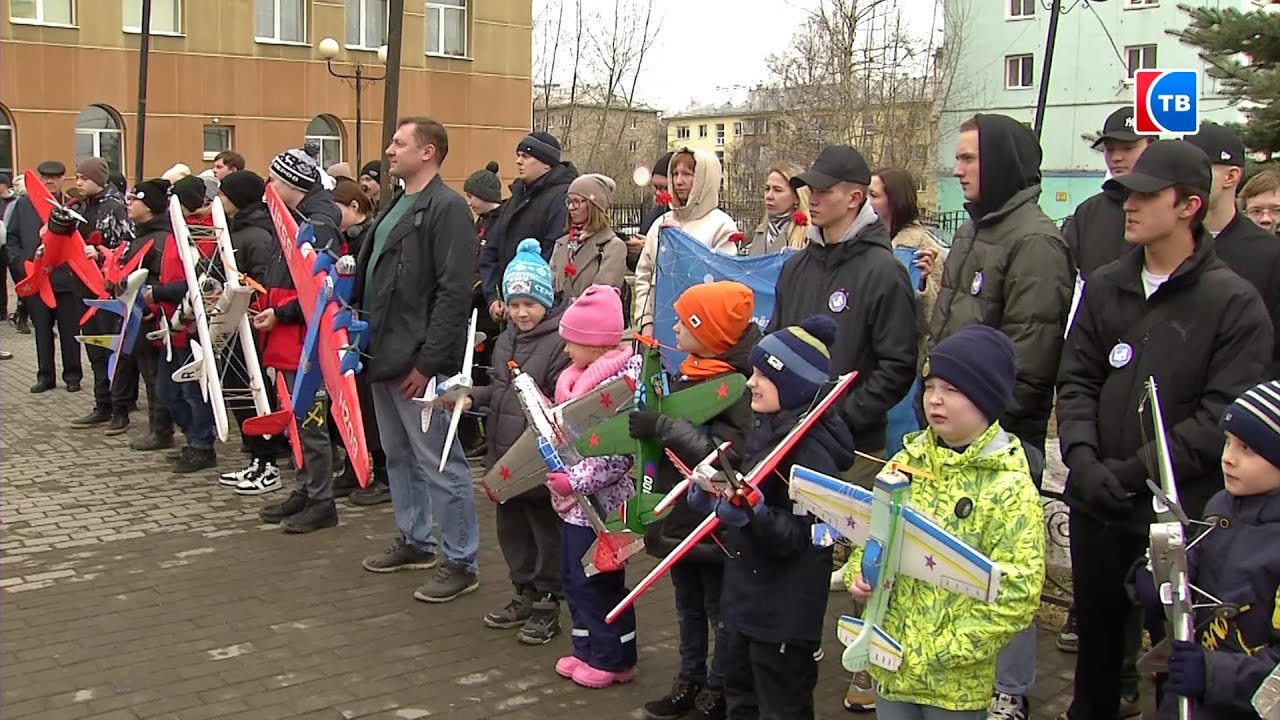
top-left (846, 325), bottom-right (1045, 718)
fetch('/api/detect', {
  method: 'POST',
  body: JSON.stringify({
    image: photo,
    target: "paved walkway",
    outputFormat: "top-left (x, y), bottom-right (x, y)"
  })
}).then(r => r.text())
top-left (0, 320), bottom-right (1078, 719)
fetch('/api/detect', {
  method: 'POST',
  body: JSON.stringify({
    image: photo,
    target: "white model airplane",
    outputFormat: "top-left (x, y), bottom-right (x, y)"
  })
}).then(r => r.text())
top-left (788, 462), bottom-right (1002, 672)
top-left (414, 308), bottom-right (486, 472)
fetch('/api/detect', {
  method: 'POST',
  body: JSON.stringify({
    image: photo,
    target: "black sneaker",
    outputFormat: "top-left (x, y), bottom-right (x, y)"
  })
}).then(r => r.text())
top-left (362, 538), bottom-right (438, 573)
top-left (173, 448), bottom-right (217, 474)
top-left (484, 592), bottom-right (534, 629)
top-left (131, 433), bottom-right (174, 451)
top-left (516, 594), bottom-right (561, 645)
top-left (70, 411), bottom-right (111, 428)
top-left (413, 563), bottom-right (479, 603)
top-left (332, 463), bottom-right (359, 499)
top-left (689, 685), bottom-right (726, 720)
top-left (643, 679), bottom-right (702, 720)
top-left (350, 480), bottom-right (392, 506)
top-left (1056, 609), bottom-right (1079, 653)
top-left (12, 314), bottom-right (31, 334)
top-left (104, 414), bottom-right (130, 436)
top-left (260, 491), bottom-right (308, 524)
top-left (167, 447), bottom-right (189, 463)
top-left (281, 500), bottom-right (339, 534)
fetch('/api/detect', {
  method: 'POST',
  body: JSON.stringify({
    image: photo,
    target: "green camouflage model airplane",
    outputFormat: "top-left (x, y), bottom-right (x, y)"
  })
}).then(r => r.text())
top-left (575, 334), bottom-right (746, 533)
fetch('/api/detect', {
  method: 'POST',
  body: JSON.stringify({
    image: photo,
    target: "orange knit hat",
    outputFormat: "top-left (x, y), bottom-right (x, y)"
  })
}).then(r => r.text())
top-left (673, 281), bottom-right (755, 355)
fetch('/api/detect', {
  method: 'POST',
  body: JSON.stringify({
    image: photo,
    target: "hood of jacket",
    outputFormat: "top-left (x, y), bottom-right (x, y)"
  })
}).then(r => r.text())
top-left (513, 161), bottom-right (577, 200)
top-left (231, 202), bottom-right (276, 235)
top-left (669, 146), bottom-right (723, 224)
top-left (1097, 226), bottom-right (1218, 299)
top-left (899, 421), bottom-right (1028, 477)
top-left (751, 403), bottom-right (856, 475)
top-left (133, 212), bottom-right (172, 238)
top-left (969, 114), bottom-right (1043, 220)
top-left (806, 195), bottom-right (884, 247)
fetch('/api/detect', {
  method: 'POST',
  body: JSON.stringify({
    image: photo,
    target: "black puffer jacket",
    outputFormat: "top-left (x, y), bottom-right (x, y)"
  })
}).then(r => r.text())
top-left (122, 213), bottom-right (168, 284)
top-left (73, 184), bottom-right (130, 250)
top-left (721, 407), bottom-right (854, 647)
top-left (1210, 210), bottom-right (1280, 377)
top-left (1063, 184), bottom-right (1127, 280)
top-left (1057, 232), bottom-right (1272, 529)
top-left (228, 202), bottom-right (277, 283)
top-left (480, 162), bottom-right (578, 303)
top-left (641, 324), bottom-right (761, 563)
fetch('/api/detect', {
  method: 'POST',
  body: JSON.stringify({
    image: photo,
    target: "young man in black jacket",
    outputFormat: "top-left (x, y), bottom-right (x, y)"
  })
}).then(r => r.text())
top-left (768, 144), bottom-right (917, 487)
top-left (1056, 139), bottom-right (1272, 720)
top-left (355, 117), bottom-right (481, 603)
top-left (1183, 122), bottom-right (1280, 377)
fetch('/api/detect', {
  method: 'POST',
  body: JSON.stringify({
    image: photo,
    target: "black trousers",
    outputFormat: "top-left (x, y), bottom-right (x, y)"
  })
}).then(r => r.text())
top-left (1066, 511), bottom-right (1149, 720)
top-left (495, 493), bottom-right (563, 597)
top-left (114, 340), bottom-right (172, 436)
top-left (722, 631), bottom-right (819, 720)
top-left (29, 291), bottom-right (84, 386)
top-left (82, 312), bottom-right (118, 415)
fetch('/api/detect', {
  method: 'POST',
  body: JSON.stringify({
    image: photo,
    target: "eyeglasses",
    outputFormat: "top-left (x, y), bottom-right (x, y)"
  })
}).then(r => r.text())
top-left (1245, 205), bottom-right (1280, 221)
top-left (565, 197), bottom-right (587, 208)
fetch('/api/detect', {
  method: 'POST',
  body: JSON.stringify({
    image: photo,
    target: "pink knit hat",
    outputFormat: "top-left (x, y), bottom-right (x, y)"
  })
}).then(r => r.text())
top-left (560, 284), bottom-right (625, 346)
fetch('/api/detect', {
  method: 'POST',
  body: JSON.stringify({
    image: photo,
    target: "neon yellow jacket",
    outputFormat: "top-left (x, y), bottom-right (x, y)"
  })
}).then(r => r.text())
top-left (844, 422), bottom-right (1045, 710)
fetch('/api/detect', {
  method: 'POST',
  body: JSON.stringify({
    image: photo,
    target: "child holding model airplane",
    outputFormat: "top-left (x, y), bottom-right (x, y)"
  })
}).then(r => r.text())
top-left (633, 280), bottom-right (759, 720)
top-left (682, 315), bottom-right (853, 720)
top-left (466, 239), bottom-right (571, 644)
top-left (845, 325), bottom-right (1045, 718)
top-left (544, 284), bottom-right (642, 689)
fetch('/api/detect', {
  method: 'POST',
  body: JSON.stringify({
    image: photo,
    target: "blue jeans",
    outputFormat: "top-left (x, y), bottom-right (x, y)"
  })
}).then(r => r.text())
top-left (156, 349), bottom-right (216, 450)
top-left (874, 693), bottom-right (987, 720)
top-left (995, 623), bottom-right (1037, 696)
top-left (672, 561), bottom-right (727, 688)
top-left (371, 378), bottom-right (479, 574)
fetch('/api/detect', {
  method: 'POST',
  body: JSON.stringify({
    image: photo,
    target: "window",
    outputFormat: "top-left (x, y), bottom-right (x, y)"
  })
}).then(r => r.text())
top-left (1125, 0), bottom-right (1158, 7)
top-left (1007, 0), bottom-right (1034, 18)
top-left (426, 0), bottom-right (467, 58)
top-left (75, 105), bottom-right (125, 175)
top-left (346, 0), bottom-right (386, 49)
top-left (715, 123), bottom-right (725, 146)
top-left (628, 140), bottom-right (639, 152)
top-left (0, 106), bottom-right (14, 178)
top-left (676, 126), bottom-right (690, 140)
top-left (10, 0), bottom-right (74, 25)
top-left (715, 150), bottom-right (724, 162)
top-left (630, 117), bottom-right (639, 129)
top-left (1005, 54), bottom-right (1034, 89)
top-left (1125, 44), bottom-right (1157, 79)
top-left (305, 116), bottom-right (343, 168)
top-left (124, 0), bottom-right (181, 33)
top-left (733, 122), bottom-right (743, 136)
top-left (558, 113), bottom-right (570, 127)
top-left (202, 126), bottom-right (233, 161)
top-left (256, 0), bottom-right (305, 43)
top-left (698, 124), bottom-right (708, 138)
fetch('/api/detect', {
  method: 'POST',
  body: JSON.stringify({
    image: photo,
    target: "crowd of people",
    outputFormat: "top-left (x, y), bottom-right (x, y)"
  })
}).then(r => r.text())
top-left (2, 106), bottom-right (1278, 720)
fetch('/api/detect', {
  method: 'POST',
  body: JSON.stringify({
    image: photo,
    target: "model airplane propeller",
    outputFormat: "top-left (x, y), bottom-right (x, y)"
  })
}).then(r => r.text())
top-left (414, 308), bottom-right (487, 472)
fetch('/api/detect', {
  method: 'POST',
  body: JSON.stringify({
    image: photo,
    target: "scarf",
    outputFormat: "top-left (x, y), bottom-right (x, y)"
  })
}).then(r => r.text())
top-left (554, 345), bottom-right (634, 403)
top-left (765, 213), bottom-right (790, 244)
top-left (678, 354), bottom-right (736, 380)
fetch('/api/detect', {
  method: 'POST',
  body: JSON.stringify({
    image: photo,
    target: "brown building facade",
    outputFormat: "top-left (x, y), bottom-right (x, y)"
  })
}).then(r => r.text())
top-left (0, 0), bottom-right (532, 187)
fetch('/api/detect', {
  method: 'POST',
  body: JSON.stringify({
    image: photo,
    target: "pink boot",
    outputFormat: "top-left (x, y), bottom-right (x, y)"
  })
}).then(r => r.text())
top-left (555, 655), bottom-right (584, 679)
top-left (571, 663), bottom-right (636, 688)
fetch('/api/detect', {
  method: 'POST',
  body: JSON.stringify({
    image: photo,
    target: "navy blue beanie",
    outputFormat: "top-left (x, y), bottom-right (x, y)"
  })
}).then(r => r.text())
top-left (924, 325), bottom-right (1016, 422)
top-left (1221, 381), bottom-right (1280, 470)
top-left (750, 315), bottom-right (837, 410)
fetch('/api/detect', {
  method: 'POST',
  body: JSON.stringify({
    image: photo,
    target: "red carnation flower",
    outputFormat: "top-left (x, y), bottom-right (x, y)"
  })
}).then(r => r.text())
top-left (792, 210), bottom-right (809, 227)
top-left (564, 263), bottom-right (577, 278)
top-left (728, 232), bottom-right (746, 245)
top-left (655, 191), bottom-right (673, 207)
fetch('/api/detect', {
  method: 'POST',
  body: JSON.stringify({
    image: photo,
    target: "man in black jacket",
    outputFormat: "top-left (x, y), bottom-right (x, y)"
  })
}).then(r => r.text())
top-left (354, 117), bottom-right (480, 603)
top-left (1057, 140), bottom-right (1272, 720)
top-left (1183, 122), bottom-right (1280, 376)
top-left (479, 131), bottom-right (577, 322)
top-left (769, 145), bottom-right (917, 486)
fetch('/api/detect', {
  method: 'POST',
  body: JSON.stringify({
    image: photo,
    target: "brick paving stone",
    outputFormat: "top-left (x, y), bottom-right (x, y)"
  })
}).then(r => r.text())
top-left (0, 315), bottom-right (1084, 718)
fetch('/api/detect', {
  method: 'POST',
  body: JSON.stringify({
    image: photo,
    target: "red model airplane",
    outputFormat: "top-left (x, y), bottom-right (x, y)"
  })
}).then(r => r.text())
top-left (79, 239), bottom-right (154, 324)
top-left (13, 169), bottom-right (107, 309)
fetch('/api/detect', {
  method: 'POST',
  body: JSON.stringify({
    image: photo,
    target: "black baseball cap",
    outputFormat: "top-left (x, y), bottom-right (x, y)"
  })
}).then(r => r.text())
top-left (36, 160), bottom-right (66, 177)
top-left (1110, 139), bottom-right (1211, 195)
top-left (792, 145), bottom-right (872, 190)
top-left (1092, 107), bottom-right (1141, 147)
top-left (1182, 122), bottom-right (1246, 167)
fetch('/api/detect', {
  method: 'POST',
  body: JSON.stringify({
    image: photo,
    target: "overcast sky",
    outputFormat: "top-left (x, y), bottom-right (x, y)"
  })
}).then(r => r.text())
top-left (533, 0), bottom-right (943, 113)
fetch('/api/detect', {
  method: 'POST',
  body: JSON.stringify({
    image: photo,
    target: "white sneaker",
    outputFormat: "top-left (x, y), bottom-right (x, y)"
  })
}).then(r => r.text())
top-left (234, 462), bottom-right (282, 496)
top-left (219, 458), bottom-right (260, 487)
top-left (988, 693), bottom-right (1028, 720)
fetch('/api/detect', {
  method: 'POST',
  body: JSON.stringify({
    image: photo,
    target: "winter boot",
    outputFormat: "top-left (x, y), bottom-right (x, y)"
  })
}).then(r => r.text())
top-left (517, 594), bottom-right (561, 644)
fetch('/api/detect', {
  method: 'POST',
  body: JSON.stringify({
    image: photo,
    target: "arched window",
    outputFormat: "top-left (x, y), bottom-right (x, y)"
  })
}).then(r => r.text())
top-left (305, 115), bottom-right (344, 169)
top-left (0, 105), bottom-right (14, 177)
top-left (75, 105), bottom-right (125, 175)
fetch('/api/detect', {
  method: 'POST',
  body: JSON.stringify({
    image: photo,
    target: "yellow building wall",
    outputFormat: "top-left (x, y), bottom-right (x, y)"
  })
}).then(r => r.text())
top-left (665, 114), bottom-right (749, 156)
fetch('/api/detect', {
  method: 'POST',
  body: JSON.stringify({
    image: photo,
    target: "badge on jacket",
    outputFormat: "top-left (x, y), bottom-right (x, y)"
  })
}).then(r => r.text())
top-left (970, 271), bottom-right (984, 295)
top-left (829, 289), bottom-right (848, 313)
top-left (1109, 342), bottom-right (1133, 368)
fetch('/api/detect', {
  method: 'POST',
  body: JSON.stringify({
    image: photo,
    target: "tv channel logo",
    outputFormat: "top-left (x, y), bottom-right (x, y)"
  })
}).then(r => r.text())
top-left (1134, 70), bottom-right (1200, 135)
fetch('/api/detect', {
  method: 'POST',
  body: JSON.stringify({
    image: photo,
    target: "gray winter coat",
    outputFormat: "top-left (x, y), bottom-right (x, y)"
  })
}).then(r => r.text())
top-left (549, 227), bottom-right (627, 301)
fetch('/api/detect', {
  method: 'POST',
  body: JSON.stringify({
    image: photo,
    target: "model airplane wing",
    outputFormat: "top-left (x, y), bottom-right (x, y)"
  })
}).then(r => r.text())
top-left (895, 504), bottom-right (1002, 602)
top-left (481, 430), bottom-right (549, 502)
top-left (788, 465), bottom-right (874, 548)
top-left (836, 615), bottom-right (905, 671)
top-left (559, 375), bottom-right (638, 439)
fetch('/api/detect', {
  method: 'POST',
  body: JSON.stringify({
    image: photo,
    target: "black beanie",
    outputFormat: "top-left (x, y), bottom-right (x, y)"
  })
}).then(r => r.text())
top-left (653, 152), bottom-right (674, 177)
top-left (463, 161), bottom-right (502, 203)
top-left (131, 178), bottom-right (171, 215)
top-left (923, 325), bottom-right (1016, 423)
top-left (360, 160), bottom-right (381, 182)
top-left (219, 170), bottom-right (266, 211)
top-left (517, 131), bottom-right (561, 166)
top-left (172, 175), bottom-right (207, 213)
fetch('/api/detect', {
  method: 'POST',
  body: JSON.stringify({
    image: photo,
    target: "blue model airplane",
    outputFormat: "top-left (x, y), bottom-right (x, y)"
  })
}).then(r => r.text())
top-left (75, 268), bottom-right (150, 384)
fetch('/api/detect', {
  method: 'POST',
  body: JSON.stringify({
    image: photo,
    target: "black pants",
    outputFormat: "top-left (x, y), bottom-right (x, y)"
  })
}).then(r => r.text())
top-left (672, 561), bottom-right (728, 688)
top-left (1067, 511), bottom-right (1149, 720)
top-left (116, 340), bottom-right (172, 437)
top-left (0, 247), bottom-right (9, 318)
top-left (29, 291), bottom-right (84, 386)
top-left (722, 631), bottom-right (819, 720)
top-left (495, 493), bottom-right (563, 597)
top-left (82, 312), bottom-right (118, 416)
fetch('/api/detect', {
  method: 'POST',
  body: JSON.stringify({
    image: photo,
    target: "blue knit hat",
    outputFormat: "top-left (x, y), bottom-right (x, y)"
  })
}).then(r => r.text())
top-left (503, 238), bottom-right (554, 309)
top-left (924, 325), bottom-right (1015, 422)
top-left (1221, 381), bottom-right (1280, 470)
top-left (750, 315), bottom-right (837, 410)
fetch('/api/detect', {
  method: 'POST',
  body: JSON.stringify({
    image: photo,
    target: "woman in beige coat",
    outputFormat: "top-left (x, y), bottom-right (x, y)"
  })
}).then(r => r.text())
top-left (549, 173), bottom-right (627, 302)
top-left (870, 167), bottom-right (943, 364)
top-left (746, 163), bottom-right (810, 256)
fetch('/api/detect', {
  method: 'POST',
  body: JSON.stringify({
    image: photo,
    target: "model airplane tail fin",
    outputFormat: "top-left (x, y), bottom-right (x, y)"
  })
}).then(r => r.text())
top-left (79, 298), bottom-right (126, 325)
top-left (242, 409), bottom-right (293, 437)
top-left (172, 342), bottom-right (205, 387)
top-left (76, 334), bottom-right (120, 351)
top-left (584, 530), bottom-right (646, 577)
top-left (836, 616), bottom-right (903, 672)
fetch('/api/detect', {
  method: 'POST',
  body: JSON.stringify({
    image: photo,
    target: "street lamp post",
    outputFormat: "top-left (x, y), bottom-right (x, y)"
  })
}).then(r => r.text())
top-left (317, 38), bottom-right (388, 170)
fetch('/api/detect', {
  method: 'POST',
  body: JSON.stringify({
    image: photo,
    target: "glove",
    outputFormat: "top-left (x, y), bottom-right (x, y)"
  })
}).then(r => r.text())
top-left (628, 410), bottom-right (663, 440)
top-left (686, 483), bottom-right (716, 514)
top-left (715, 489), bottom-right (763, 529)
top-left (1166, 639), bottom-right (1207, 700)
top-left (1104, 457), bottom-right (1149, 494)
top-left (545, 471), bottom-right (573, 498)
top-left (1075, 461), bottom-right (1136, 516)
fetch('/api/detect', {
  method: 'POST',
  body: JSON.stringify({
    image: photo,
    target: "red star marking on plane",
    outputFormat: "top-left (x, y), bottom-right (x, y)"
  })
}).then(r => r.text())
top-left (717, 382), bottom-right (729, 400)
top-left (845, 515), bottom-right (857, 530)
top-left (499, 466), bottom-right (511, 482)
top-left (600, 392), bottom-right (614, 410)
top-left (925, 554), bottom-right (937, 570)
top-left (589, 432), bottom-right (600, 448)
